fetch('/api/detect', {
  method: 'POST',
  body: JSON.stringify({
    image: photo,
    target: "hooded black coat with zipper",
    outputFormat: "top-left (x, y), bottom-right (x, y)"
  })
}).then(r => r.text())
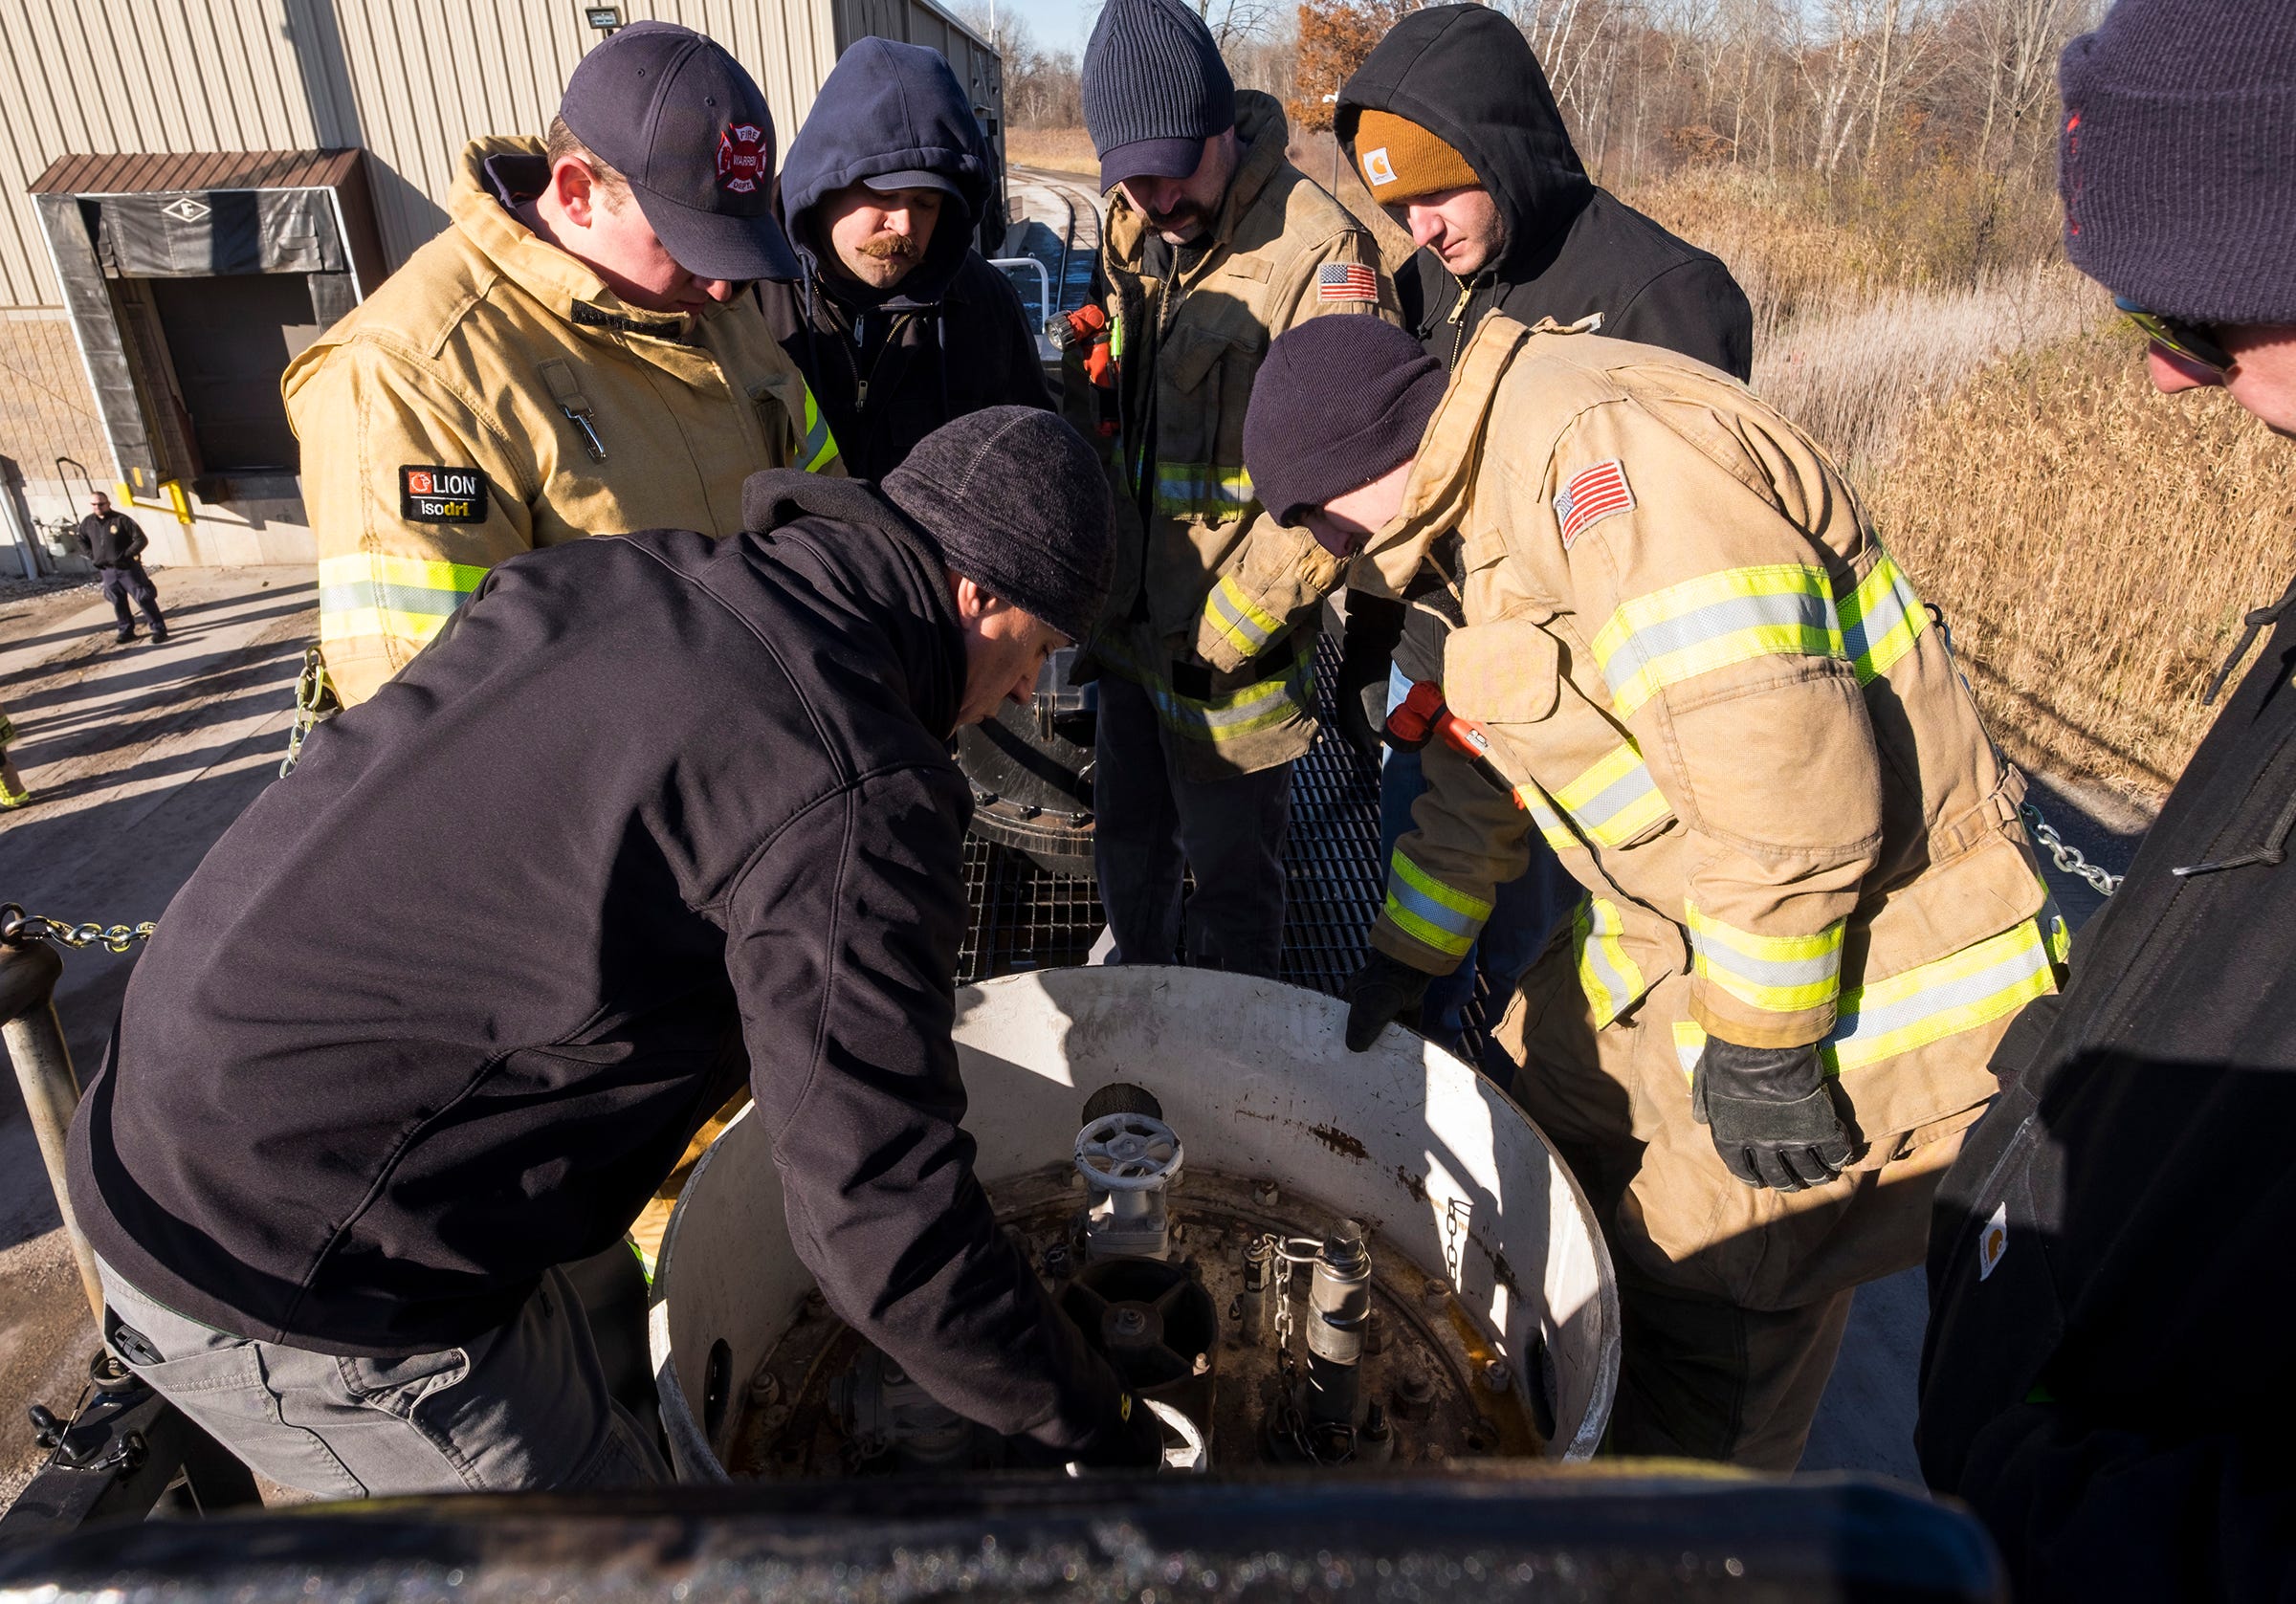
top-left (1336, 3), bottom-right (1752, 379)
top-left (758, 38), bottom-right (1051, 482)
top-left (1915, 584), bottom-right (2296, 1600)
top-left (1329, 3), bottom-right (1756, 751)
top-left (64, 471), bottom-right (1125, 1455)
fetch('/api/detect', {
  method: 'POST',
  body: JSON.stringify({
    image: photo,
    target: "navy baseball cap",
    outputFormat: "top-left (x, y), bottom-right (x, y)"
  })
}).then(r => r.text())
top-left (560, 21), bottom-right (802, 283)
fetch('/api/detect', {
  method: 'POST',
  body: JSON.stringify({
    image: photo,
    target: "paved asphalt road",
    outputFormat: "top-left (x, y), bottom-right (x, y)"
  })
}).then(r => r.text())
top-left (0, 563), bottom-right (2153, 1508)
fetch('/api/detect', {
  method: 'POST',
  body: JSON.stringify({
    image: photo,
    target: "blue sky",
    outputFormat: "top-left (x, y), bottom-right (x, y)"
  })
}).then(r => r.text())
top-left (991, 0), bottom-right (1100, 56)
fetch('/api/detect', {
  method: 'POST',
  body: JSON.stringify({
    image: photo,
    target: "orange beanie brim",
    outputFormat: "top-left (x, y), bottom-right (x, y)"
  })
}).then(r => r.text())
top-left (1354, 109), bottom-right (1479, 202)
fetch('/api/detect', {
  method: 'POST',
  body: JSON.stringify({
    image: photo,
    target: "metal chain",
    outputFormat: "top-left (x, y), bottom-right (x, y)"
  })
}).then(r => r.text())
top-left (2020, 802), bottom-right (2122, 899)
top-left (279, 647), bottom-right (335, 779)
top-left (1923, 604), bottom-right (2124, 901)
top-left (0, 902), bottom-right (156, 953)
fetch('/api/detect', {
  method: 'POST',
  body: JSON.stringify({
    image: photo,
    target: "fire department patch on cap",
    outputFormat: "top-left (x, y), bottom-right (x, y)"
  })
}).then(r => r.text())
top-left (718, 123), bottom-right (768, 194)
top-left (400, 466), bottom-right (488, 523)
top-left (1555, 458), bottom-right (1634, 548)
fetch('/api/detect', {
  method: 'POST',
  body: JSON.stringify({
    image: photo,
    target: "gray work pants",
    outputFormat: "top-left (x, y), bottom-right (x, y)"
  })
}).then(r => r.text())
top-left (96, 1256), bottom-right (668, 1499)
top-left (1093, 672), bottom-right (1292, 978)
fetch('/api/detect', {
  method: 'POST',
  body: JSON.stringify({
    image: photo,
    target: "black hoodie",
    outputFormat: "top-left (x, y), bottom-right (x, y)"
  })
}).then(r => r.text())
top-left (66, 473), bottom-right (1124, 1452)
top-left (760, 38), bottom-right (1051, 480)
top-left (1328, 4), bottom-right (1755, 749)
top-left (1336, 4), bottom-right (1752, 379)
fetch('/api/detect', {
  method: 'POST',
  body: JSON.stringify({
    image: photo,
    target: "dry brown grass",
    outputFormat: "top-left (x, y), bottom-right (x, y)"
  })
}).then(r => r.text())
top-left (1865, 329), bottom-right (2296, 803)
top-left (1624, 165), bottom-right (2296, 804)
top-left (1005, 126), bottom-right (1100, 177)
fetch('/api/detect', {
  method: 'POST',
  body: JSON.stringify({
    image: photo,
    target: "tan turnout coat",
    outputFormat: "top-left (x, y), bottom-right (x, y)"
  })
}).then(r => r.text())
top-left (1366, 315), bottom-right (2065, 1148)
top-left (1084, 92), bottom-right (1398, 779)
top-left (284, 138), bottom-right (838, 705)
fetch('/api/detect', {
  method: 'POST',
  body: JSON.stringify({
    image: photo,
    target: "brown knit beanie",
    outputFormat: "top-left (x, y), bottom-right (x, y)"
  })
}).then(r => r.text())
top-left (1355, 108), bottom-right (1480, 203)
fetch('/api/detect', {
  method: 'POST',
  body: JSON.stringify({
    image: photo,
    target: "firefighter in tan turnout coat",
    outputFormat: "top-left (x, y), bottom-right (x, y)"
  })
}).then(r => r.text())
top-left (1242, 312), bottom-right (2067, 1468)
top-left (1073, 0), bottom-right (1398, 978)
top-left (286, 23), bottom-right (838, 709)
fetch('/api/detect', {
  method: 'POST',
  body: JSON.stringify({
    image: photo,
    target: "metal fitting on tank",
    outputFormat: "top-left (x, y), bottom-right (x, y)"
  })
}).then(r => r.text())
top-left (1304, 1219), bottom-right (1372, 1427)
top-left (1237, 1235), bottom-right (1276, 1346)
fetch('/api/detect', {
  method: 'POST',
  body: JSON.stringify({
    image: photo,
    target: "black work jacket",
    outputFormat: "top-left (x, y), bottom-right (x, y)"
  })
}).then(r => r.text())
top-left (77, 512), bottom-right (147, 568)
top-left (759, 254), bottom-right (1052, 481)
top-left (1336, 3), bottom-right (1751, 380)
top-left (1917, 583), bottom-right (2296, 1600)
top-left (66, 473), bottom-right (1121, 1452)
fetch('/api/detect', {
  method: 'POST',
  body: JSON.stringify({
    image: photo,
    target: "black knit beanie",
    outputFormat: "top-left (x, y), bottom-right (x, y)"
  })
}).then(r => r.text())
top-left (881, 407), bottom-right (1116, 644)
top-left (2060, 0), bottom-right (2296, 323)
top-left (1244, 318), bottom-right (1447, 527)
top-left (1081, 0), bottom-right (1236, 192)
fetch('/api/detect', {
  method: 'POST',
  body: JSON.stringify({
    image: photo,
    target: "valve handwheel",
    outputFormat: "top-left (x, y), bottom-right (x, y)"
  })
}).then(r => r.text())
top-left (1074, 1111), bottom-right (1183, 1192)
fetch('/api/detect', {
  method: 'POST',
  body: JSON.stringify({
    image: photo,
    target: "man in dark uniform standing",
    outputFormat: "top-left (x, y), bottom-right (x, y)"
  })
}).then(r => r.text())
top-left (76, 494), bottom-right (168, 645)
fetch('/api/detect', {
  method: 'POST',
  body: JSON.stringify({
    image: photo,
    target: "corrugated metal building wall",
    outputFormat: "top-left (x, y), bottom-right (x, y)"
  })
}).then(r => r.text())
top-left (0, 0), bottom-right (997, 308)
top-left (0, 0), bottom-right (996, 566)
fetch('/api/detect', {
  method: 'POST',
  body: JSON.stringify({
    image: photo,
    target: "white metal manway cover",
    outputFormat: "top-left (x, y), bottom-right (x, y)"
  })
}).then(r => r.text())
top-left (650, 968), bottom-right (1621, 1478)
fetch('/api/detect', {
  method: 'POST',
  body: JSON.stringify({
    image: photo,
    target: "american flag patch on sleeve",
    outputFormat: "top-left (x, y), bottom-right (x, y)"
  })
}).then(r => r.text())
top-left (1316, 262), bottom-right (1380, 302)
top-left (1555, 459), bottom-right (1635, 547)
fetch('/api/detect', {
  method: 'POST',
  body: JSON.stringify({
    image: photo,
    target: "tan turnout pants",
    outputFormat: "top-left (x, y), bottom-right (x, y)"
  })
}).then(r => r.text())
top-left (1496, 943), bottom-right (1986, 1470)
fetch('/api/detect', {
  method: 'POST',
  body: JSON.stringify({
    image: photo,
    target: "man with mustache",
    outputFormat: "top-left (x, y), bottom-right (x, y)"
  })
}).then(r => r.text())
top-left (1073, 0), bottom-right (1397, 980)
top-left (758, 39), bottom-right (1053, 481)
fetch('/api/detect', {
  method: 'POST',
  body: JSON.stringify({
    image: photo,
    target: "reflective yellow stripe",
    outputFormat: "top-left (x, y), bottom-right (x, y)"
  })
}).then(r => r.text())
top-left (1203, 573), bottom-right (1287, 660)
top-left (1553, 739), bottom-right (1671, 847)
top-left (1825, 917), bottom-right (2059, 1072)
top-left (1673, 914), bottom-right (2063, 1079)
top-left (1137, 644), bottom-right (1314, 744)
top-left (1575, 896), bottom-right (1646, 1028)
top-left (801, 385), bottom-right (839, 473)
top-left (1687, 902), bottom-right (1844, 1016)
top-left (1838, 550), bottom-right (1929, 684)
top-left (1384, 848), bottom-right (1491, 957)
top-left (1154, 462), bottom-right (1255, 522)
top-left (1593, 564), bottom-right (1843, 718)
top-left (1673, 1020), bottom-right (1706, 1078)
top-left (318, 553), bottom-right (487, 648)
top-left (1513, 785), bottom-right (1582, 855)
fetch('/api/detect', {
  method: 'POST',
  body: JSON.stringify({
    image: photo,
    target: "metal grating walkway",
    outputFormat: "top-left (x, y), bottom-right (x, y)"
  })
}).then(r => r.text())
top-left (958, 633), bottom-right (1383, 1000)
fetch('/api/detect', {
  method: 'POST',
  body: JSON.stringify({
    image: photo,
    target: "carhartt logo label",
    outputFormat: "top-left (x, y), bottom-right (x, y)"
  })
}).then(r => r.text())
top-left (1977, 1201), bottom-right (2008, 1281)
top-left (400, 466), bottom-right (488, 524)
top-left (718, 123), bottom-right (767, 193)
top-left (1362, 146), bottom-right (1397, 187)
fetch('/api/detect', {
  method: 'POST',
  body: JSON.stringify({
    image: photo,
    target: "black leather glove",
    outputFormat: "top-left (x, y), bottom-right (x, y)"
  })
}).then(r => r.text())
top-left (1690, 1037), bottom-right (1853, 1192)
top-left (1336, 594), bottom-right (1407, 762)
top-left (1345, 951), bottom-right (1434, 1052)
top-left (1067, 1391), bottom-right (1165, 1469)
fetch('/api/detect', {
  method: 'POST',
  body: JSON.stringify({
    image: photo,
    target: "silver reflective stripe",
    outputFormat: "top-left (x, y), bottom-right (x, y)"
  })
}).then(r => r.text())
top-left (1604, 589), bottom-right (1835, 679)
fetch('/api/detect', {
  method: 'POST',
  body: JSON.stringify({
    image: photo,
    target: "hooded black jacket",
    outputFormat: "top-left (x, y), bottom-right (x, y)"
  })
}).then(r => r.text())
top-left (65, 472), bottom-right (1122, 1452)
top-left (1330, 3), bottom-right (1756, 751)
top-left (1915, 582), bottom-right (2296, 1599)
top-left (759, 38), bottom-right (1051, 481)
top-left (1336, 4), bottom-right (1752, 379)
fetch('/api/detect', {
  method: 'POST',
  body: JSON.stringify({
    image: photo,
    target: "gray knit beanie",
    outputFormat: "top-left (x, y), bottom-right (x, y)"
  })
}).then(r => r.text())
top-left (1244, 317), bottom-right (1446, 527)
top-left (2060, 0), bottom-right (2296, 323)
top-left (881, 407), bottom-right (1116, 645)
top-left (1081, 0), bottom-right (1236, 192)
